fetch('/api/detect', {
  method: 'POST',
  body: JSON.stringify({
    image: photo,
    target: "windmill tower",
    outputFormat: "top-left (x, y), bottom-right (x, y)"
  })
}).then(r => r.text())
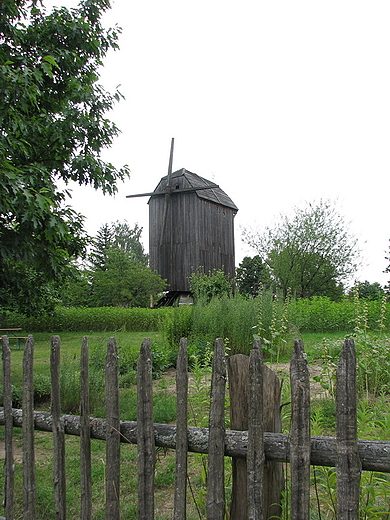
top-left (127, 139), bottom-right (238, 305)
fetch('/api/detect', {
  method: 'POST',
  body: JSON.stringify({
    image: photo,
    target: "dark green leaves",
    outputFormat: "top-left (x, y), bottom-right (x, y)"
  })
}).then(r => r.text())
top-left (0, 0), bottom-right (129, 314)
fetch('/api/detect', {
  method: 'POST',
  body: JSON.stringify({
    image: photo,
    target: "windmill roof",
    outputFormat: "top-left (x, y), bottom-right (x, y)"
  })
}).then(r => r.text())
top-left (153, 168), bottom-right (238, 211)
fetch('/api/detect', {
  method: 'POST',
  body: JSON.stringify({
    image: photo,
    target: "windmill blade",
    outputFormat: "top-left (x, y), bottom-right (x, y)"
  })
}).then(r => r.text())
top-left (160, 138), bottom-right (175, 245)
top-left (126, 183), bottom-right (220, 199)
top-left (167, 137), bottom-right (174, 188)
top-left (126, 191), bottom-right (162, 198)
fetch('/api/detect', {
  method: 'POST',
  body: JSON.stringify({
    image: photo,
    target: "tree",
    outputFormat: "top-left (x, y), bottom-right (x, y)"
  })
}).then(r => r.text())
top-left (109, 221), bottom-right (148, 266)
top-left (243, 200), bottom-right (360, 299)
top-left (90, 247), bottom-right (166, 308)
top-left (236, 256), bottom-right (272, 297)
top-left (89, 223), bottom-right (114, 271)
top-left (89, 221), bottom-right (148, 271)
top-left (350, 280), bottom-right (385, 301)
top-left (0, 0), bottom-right (129, 314)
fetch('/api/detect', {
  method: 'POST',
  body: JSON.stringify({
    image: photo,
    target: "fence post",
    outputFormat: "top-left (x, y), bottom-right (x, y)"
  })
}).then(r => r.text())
top-left (2, 336), bottom-right (14, 519)
top-left (105, 337), bottom-right (120, 520)
top-left (51, 335), bottom-right (66, 520)
top-left (247, 339), bottom-right (265, 520)
top-left (23, 335), bottom-right (36, 519)
top-left (137, 338), bottom-right (155, 520)
top-left (174, 338), bottom-right (188, 520)
top-left (80, 336), bottom-right (92, 520)
top-left (336, 338), bottom-right (361, 519)
top-left (228, 353), bottom-right (250, 519)
top-left (290, 339), bottom-right (311, 520)
top-left (207, 338), bottom-right (226, 520)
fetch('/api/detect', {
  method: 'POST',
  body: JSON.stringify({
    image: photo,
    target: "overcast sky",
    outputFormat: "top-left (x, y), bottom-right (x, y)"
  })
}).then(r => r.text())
top-left (54, 0), bottom-right (390, 286)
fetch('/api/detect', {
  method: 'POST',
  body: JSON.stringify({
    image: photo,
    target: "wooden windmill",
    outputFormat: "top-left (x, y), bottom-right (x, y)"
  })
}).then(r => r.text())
top-left (126, 139), bottom-right (238, 305)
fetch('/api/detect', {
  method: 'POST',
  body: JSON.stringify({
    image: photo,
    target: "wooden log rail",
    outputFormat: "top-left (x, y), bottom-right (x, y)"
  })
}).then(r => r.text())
top-left (1, 408), bottom-right (389, 473)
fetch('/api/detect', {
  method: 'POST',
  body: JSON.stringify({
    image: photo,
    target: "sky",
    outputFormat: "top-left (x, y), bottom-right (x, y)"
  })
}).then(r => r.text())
top-left (53, 0), bottom-right (389, 286)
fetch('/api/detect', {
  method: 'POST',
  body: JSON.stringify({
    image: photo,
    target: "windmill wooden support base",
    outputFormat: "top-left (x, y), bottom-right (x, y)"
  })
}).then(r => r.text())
top-left (154, 291), bottom-right (193, 308)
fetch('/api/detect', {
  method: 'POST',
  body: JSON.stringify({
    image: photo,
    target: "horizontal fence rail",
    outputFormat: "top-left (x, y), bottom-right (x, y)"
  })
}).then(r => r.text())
top-left (1, 411), bottom-right (389, 472)
top-left (1, 335), bottom-right (390, 520)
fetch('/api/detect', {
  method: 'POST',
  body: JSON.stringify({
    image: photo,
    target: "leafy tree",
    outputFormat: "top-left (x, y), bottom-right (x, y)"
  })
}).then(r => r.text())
top-left (236, 255), bottom-right (272, 297)
top-left (189, 268), bottom-right (234, 303)
top-left (243, 200), bottom-right (360, 299)
top-left (89, 221), bottom-right (148, 271)
top-left (63, 222), bottom-right (160, 307)
top-left (60, 267), bottom-right (92, 307)
top-left (349, 280), bottom-right (385, 301)
top-left (90, 247), bottom-right (166, 307)
top-left (110, 221), bottom-right (148, 266)
top-left (0, 0), bottom-right (129, 314)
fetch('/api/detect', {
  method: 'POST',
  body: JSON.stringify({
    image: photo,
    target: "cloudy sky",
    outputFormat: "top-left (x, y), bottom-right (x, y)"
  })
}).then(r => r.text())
top-left (55, 0), bottom-right (390, 286)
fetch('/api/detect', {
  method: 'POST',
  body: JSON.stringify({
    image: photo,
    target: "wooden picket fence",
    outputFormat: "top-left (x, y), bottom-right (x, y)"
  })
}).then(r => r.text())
top-left (1, 335), bottom-right (390, 519)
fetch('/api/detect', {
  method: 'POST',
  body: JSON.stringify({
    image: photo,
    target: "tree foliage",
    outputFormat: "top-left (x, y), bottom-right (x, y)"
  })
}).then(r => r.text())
top-left (236, 255), bottom-right (272, 297)
top-left (89, 221), bottom-right (148, 271)
top-left (62, 222), bottom-right (165, 308)
top-left (243, 200), bottom-right (360, 299)
top-left (90, 247), bottom-right (165, 308)
top-left (0, 0), bottom-right (129, 314)
top-left (362, 281), bottom-right (385, 301)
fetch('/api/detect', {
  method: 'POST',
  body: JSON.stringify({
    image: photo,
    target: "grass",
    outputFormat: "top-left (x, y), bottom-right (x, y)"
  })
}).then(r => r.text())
top-left (3, 331), bottom-right (163, 403)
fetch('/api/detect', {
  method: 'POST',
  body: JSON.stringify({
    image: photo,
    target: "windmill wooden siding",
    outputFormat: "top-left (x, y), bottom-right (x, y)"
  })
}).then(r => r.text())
top-left (149, 169), bottom-right (238, 293)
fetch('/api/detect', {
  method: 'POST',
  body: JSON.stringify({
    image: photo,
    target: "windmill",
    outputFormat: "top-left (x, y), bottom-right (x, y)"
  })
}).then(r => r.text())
top-left (127, 139), bottom-right (238, 305)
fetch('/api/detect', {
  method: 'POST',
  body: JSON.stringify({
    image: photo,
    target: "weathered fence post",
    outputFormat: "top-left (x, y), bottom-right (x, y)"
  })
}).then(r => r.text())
top-left (247, 339), bottom-right (265, 520)
top-left (137, 338), bottom-right (155, 520)
top-left (2, 336), bottom-right (14, 519)
top-left (80, 336), bottom-right (92, 520)
top-left (228, 352), bottom-right (249, 519)
top-left (174, 338), bottom-right (188, 520)
top-left (207, 338), bottom-right (226, 520)
top-left (336, 338), bottom-right (361, 519)
top-left (290, 339), bottom-right (311, 520)
top-left (51, 335), bottom-right (66, 520)
top-left (228, 347), bottom-right (283, 519)
top-left (105, 337), bottom-right (120, 520)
